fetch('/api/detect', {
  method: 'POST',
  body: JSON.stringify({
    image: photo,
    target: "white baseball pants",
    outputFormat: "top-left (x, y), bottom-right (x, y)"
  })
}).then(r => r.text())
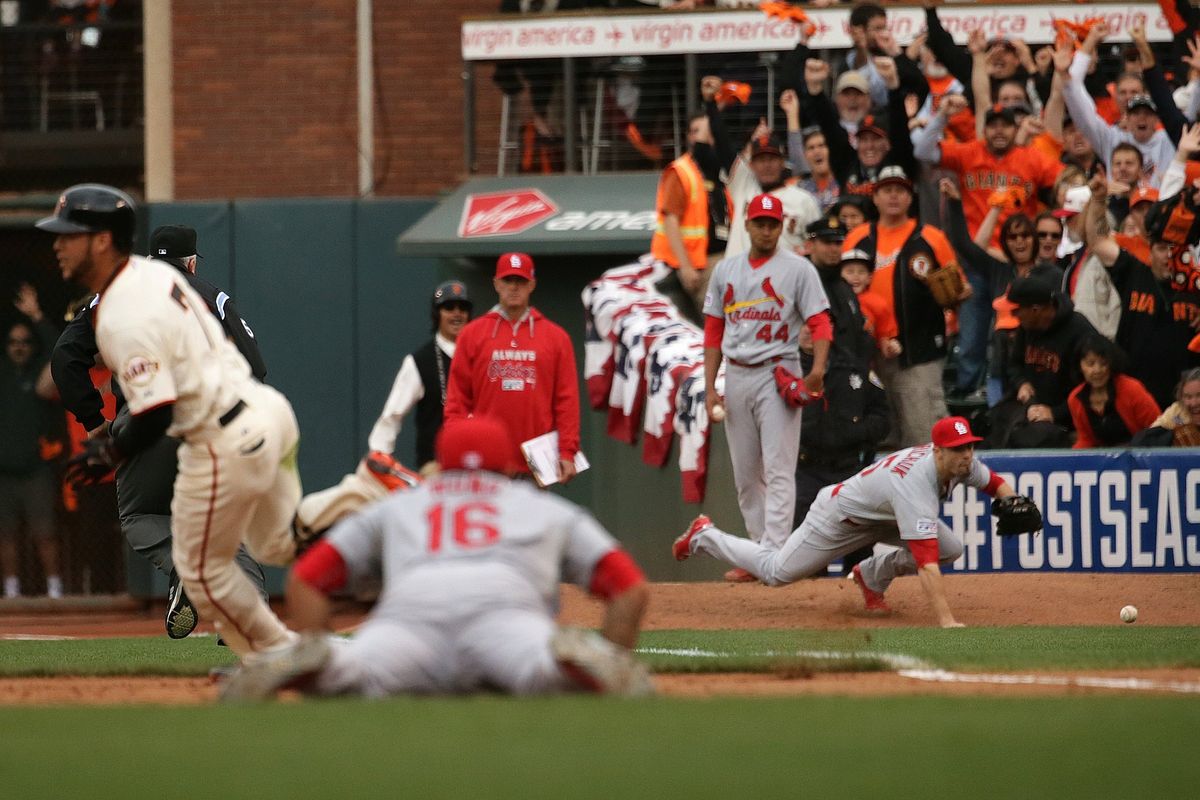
top-left (171, 383), bottom-right (302, 656)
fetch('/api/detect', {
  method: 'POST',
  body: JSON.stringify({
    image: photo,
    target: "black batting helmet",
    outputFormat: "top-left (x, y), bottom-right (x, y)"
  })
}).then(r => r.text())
top-left (36, 184), bottom-right (137, 252)
top-left (430, 280), bottom-right (472, 329)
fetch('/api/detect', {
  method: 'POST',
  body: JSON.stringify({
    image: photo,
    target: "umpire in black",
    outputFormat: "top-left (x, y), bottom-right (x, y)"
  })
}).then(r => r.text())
top-left (51, 224), bottom-right (268, 640)
top-left (796, 216), bottom-right (890, 571)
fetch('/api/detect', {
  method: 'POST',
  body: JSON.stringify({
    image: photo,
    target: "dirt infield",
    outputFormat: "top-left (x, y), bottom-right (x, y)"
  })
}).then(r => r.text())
top-left (1, 573), bottom-right (1197, 704)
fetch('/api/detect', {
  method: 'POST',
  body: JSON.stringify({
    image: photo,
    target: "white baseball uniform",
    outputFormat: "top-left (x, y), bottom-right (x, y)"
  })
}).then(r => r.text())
top-left (703, 246), bottom-right (829, 548)
top-left (686, 443), bottom-right (996, 591)
top-left (724, 160), bottom-right (822, 258)
top-left (96, 256), bottom-right (301, 655)
top-left (310, 471), bottom-right (623, 696)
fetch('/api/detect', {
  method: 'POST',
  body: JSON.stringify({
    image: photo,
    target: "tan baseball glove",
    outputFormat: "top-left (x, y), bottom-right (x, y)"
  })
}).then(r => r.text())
top-left (925, 264), bottom-right (966, 308)
top-left (1173, 423), bottom-right (1200, 448)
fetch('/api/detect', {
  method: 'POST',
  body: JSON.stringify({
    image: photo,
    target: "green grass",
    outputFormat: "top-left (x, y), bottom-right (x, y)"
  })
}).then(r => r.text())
top-left (1, 696), bottom-right (1197, 799)
top-left (3, 626), bottom-right (1197, 677)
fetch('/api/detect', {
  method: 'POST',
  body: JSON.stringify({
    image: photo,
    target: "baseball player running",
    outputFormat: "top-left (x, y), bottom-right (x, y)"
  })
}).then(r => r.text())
top-left (674, 416), bottom-right (1024, 628)
top-left (38, 184), bottom-right (304, 656)
top-left (704, 193), bottom-right (831, 555)
top-left (220, 417), bottom-right (652, 700)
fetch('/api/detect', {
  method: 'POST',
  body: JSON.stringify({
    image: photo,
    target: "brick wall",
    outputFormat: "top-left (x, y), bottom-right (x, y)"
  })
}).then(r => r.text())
top-left (172, 0), bottom-right (496, 200)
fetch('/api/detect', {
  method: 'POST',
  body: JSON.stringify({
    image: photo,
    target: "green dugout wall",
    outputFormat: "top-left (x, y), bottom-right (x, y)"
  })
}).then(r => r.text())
top-left (127, 192), bottom-right (737, 596)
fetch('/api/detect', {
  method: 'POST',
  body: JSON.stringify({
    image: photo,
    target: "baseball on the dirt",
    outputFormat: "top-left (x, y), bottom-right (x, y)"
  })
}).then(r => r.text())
top-left (710, 404), bottom-right (726, 423)
top-left (1120, 605), bottom-right (1138, 624)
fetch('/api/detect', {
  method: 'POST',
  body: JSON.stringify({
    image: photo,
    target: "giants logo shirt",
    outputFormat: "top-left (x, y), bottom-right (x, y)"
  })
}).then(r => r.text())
top-left (939, 139), bottom-right (1062, 240)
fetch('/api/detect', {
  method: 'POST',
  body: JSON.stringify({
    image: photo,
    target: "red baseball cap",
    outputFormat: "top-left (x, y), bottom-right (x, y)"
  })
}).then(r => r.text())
top-left (1130, 187), bottom-right (1159, 208)
top-left (931, 416), bottom-right (984, 448)
top-left (746, 193), bottom-right (784, 222)
top-left (495, 252), bottom-right (535, 280)
top-left (435, 417), bottom-right (515, 473)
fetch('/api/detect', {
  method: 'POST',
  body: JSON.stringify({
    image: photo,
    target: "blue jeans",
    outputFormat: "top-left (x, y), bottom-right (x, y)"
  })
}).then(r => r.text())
top-left (954, 269), bottom-right (992, 392)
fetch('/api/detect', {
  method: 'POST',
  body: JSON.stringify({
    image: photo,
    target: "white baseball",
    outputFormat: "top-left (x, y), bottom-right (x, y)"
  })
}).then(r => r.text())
top-left (710, 404), bottom-right (726, 423)
top-left (1120, 605), bottom-right (1138, 624)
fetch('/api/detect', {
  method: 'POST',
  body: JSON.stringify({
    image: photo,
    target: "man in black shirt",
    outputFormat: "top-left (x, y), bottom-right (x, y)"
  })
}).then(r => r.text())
top-left (51, 225), bottom-right (269, 640)
top-left (1085, 176), bottom-right (1200, 408)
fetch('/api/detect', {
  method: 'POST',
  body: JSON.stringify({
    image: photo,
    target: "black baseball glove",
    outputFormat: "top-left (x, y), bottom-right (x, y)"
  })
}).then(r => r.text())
top-left (992, 495), bottom-right (1042, 536)
top-left (65, 437), bottom-right (120, 487)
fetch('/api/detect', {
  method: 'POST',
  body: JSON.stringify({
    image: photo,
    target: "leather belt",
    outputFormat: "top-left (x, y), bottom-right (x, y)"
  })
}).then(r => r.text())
top-left (727, 355), bottom-right (785, 368)
top-left (219, 399), bottom-right (246, 427)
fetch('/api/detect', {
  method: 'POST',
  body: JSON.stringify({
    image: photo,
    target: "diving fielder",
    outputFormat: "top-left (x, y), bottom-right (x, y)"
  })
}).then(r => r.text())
top-left (674, 416), bottom-right (1022, 628)
top-left (703, 193), bottom-right (831, 553)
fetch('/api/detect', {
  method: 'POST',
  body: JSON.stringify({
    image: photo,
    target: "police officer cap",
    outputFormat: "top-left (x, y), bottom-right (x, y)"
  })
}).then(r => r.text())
top-left (36, 183), bottom-right (137, 251)
top-left (806, 215), bottom-right (847, 241)
top-left (432, 280), bottom-right (472, 310)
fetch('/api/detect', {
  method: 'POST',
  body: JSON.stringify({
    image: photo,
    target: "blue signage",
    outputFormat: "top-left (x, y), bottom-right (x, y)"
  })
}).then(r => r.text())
top-left (942, 450), bottom-right (1200, 573)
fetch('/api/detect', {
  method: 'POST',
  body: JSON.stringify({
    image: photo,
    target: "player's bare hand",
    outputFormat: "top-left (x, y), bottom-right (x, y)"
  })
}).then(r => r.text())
top-left (705, 390), bottom-right (724, 420)
top-left (1026, 403), bottom-right (1054, 424)
top-left (557, 457), bottom-right (577, 484)
top-left (804, 58), bottom-right (830, 94)
top-left (700, 75), bottom-right (722, 103)
top-left (940, 93), bottom-right (968, 118)
top-left (873, 56), bottom-right (899, 90)
top-left (14, 283), bottom-right (42, 321)
top-left (804, 368), bottom-right (825, 397)
top-left (938, 177), bottom-right (961, 200)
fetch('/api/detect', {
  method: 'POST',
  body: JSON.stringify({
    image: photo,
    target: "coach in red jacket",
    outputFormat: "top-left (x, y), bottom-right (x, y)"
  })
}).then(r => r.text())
top-left (444, 252), bottom-right (581, 482)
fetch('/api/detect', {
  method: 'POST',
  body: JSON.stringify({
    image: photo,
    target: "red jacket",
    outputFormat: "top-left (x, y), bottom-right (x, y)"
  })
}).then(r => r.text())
top-left (444, 306), bottom-right (580, 472)
top-left (1068, 374), bottom-right (1161, 449)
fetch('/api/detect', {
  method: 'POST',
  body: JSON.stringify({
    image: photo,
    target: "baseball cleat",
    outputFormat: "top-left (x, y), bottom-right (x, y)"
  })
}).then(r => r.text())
top-left (850, 564), bottom-right (891, 613)
top-left (723, 568), bottom-right (757, 583)
top-left (673, 514), bottom-right (712, 561)
top-left (551, 627), bottom-right (655, 697)
top-left (219, 633), bottom-right (331, 702)
top-left (165, 573), bottom-right (199, 639)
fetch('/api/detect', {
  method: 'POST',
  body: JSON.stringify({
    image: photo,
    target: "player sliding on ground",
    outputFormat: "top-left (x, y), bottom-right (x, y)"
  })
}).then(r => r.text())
top-left (220, 416), bottom-right (652, 700)
top-left (673, 416), bottom-right (1040, 628)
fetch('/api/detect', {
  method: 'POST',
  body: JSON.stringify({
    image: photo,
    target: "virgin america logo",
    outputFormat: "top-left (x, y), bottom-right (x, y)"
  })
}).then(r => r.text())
top-left (458, 189), bottom-right (559, 237)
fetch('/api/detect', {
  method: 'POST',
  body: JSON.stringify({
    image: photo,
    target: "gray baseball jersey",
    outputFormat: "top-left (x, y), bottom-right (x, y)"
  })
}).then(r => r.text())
top-left (702, 248), bottom-right (829, 365)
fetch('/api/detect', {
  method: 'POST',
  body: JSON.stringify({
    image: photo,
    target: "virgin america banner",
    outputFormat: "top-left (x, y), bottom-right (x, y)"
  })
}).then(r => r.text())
top-left (463, 5), bottom-right (1169, 61)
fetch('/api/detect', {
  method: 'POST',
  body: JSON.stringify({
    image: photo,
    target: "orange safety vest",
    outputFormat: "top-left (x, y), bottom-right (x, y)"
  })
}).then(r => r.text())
top-left (651, 154), bottom-right (708, 269)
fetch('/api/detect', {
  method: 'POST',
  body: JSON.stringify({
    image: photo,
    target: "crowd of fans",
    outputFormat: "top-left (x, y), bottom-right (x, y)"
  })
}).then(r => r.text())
top-left (507, 1), bottom-right (1200, 450)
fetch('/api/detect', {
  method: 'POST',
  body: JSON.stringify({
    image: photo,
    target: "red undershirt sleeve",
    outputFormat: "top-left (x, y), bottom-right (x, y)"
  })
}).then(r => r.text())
top-left (588, 549), bottom-right (646, 600)
top-left (292, 540), bottom-right (348, 594)
top-left (806, 310), bottom-right (833, 342)
top-left (704, 315), bottom-right (725, 348)
top-left (982, 471), bottom-right (1004, 497)
top-left (906, 538), bottom-right (940, 568)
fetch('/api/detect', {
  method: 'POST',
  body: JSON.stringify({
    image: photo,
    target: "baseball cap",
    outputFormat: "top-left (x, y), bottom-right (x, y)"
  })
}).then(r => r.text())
top-left (874, 165), bottom-right (913, 192)
top-left (1006, 275), bottom-right (1056, 307)
top-left (806, 215), bottom-right (847, 241)
top-left (1052, 185), bottom-right (1091, 218)
top-left (435, 417), bottom-right (515, 473)
top-left (746, 193), bottom-right (784, 222)
top-left (1130, 187), bottom-right (1159, 208)
top-left (835, 71), bottom-right (870, 95)
top-left (857, 110), bottom-right (889, 140)
top-left (495, 252), bottom-right (535, 280)
top-left (1126, 94), bottom-right (1157, 114)
top-left (432, 280), bottom-right (471, 309)
top-left (750, 134), bottom-right (784, 159)
top-left (149, 225), bottom-right (200, 259)
top-left (984, 104), bottom-right (1017, 125)
top-left (931, 416), bottom-right (984, 448)
top-left (840, 248), bottom-right (874, 270)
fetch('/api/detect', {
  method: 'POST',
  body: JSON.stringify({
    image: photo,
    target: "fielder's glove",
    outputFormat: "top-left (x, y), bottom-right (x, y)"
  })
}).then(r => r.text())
top-left (773, 365), bottom-right (813, 408)
top-left (1172, 423), bottom-right (1200, 448)
top-left (992, 495), bottom-right (1042, 536)
top-left (925, 265), bottom-right (966, 308)
top-left (65, 438), bottom-right (120, 487)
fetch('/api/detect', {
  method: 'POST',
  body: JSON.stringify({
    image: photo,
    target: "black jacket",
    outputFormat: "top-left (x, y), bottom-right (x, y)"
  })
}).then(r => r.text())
top-left (1006, 294), bottom-right (1099, 425)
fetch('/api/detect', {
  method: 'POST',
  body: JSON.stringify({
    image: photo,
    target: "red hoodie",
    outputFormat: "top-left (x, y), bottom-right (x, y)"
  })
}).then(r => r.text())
top-left (444, 306), bottom-right (580, 472)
